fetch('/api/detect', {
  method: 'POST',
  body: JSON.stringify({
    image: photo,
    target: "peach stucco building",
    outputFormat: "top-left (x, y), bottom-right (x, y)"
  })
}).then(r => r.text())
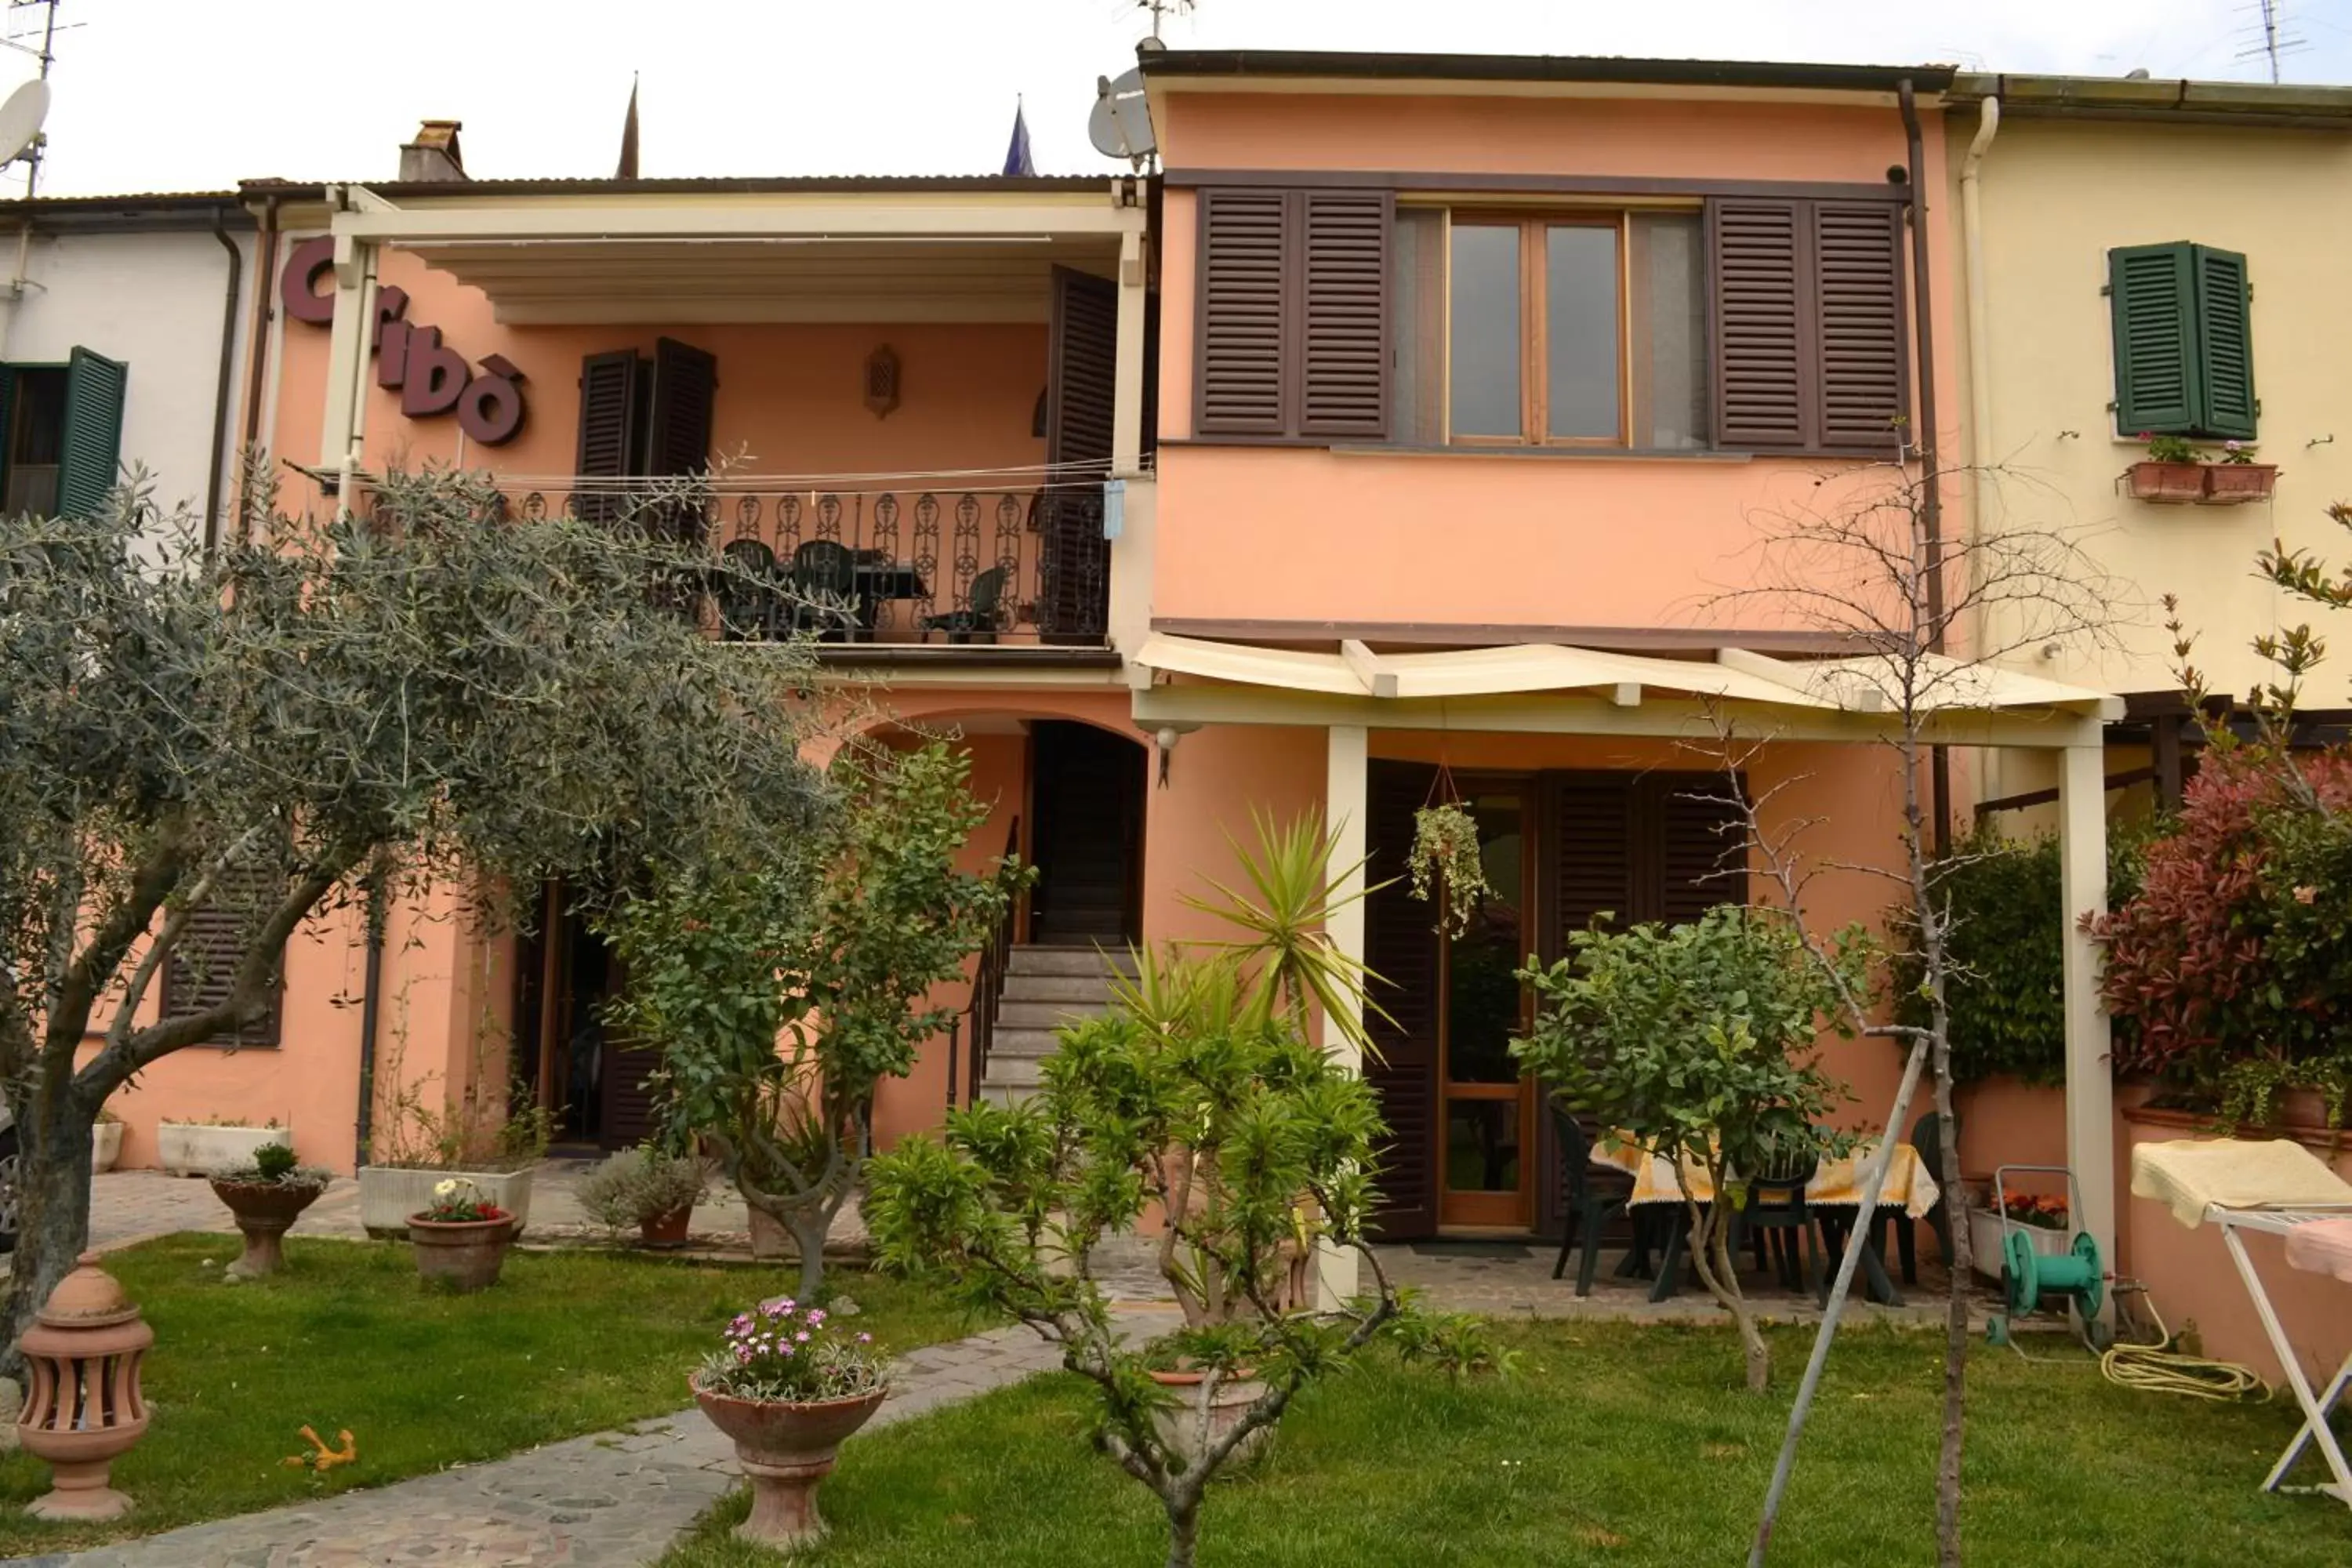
top-left (89, 56), bottom-right (2140, 1318)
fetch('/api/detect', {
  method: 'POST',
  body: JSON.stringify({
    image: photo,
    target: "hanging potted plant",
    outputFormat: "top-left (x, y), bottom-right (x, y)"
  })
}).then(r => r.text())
top-left (2201, 441), bottom-right (2279, 505)
top-left (1406, 774), bottom-right (1491, 938)
top-left (2124, 431), bottom-right (2208, 503)
top-left (208, 1142), bottom-right (333, 1278)
top-left (691, 1298), bottom-right (892, 1549)
top-left (408, 1177), bottom-right (517, 1292)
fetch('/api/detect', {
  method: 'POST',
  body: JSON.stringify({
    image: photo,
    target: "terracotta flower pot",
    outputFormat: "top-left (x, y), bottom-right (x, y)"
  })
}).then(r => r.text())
top-left (639, 1203), bottom-right (694, 1250)
top-left (2125, 460), bottom-right (2206, 503)
top-left (1148, 1367), bottom-right (1272, 1468)
top-left (691, 1380), bottom-right (887, 1549)
top-left (209, 1178), bottom-right (324, 1279)
top-left (2201, 463), bottom-right (2278, 505)
top-left (407, 1214), bottom-right (516, 1293)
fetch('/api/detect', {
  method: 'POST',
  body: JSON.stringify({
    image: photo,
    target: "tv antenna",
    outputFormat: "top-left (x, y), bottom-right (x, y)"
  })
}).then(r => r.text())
top-left (1, 0), bottom-right (71, 199)
top-left (1138, 0), bottom-right (1192, 46)
top-left (2235, 0), bottom-right (2308, 84)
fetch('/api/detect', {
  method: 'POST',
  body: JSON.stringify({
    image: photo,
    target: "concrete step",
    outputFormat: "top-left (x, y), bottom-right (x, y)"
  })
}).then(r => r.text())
top-left (996, 1000), bottom-right (1104, 1030)
top-left (1005, 945), bottom-right (1136, 978)
top-left (982, 1053), bottom-right (1047, 1087)
top-left (987, 1025), bottom-right (1067, 1060)
top-left (975, 1081), bottom-right (1035, 1108)
top-left (1000, 973), bottom-right (1123, 1004)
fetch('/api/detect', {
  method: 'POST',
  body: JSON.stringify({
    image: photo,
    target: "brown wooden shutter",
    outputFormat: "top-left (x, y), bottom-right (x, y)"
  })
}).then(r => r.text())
top-left (1298, 190), bottom-right (1392, 440)
top-left (158, 863), bottom-right (284, 1048)
top-left (1364, 759), bottom-right (1440, 1240)
top-left (1711, 198), bottom-right (1907, 454)
top-left (600, 1041), bottom-right (664, 1150)
top-left (1194, 187), bottom-right (1292, 436)
top-left (1544, 773), bottom-right (1639, 946)
top-left (1711, 199), bottom-right (1811, 450)
top-left (1648, 773), bottom-right (1748, 923)
top-left (575, 349), bottom-right (641, 524)
top-left (1042, 266), bottom-right (1117, 643)
top-left (1812, 202), bottom-right (1908, 452)
top-left (646, 337), bottom-right (718, 477)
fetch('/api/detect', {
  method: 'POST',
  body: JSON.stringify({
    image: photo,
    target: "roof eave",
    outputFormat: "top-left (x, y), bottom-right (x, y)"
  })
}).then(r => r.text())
top-left (1951, 71), bottom-right (2352, 129)
top-left (1138, 49), bottom-right (1956, 96)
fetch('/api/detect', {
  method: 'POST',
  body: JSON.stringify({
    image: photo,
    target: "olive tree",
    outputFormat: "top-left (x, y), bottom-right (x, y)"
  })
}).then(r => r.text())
top-left (0, 465), bottom-right (826, 1363)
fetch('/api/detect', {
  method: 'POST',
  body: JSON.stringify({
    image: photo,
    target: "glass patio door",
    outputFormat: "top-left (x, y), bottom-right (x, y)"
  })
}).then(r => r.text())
top-left (1437, 784), bottom-right (1537, 1229)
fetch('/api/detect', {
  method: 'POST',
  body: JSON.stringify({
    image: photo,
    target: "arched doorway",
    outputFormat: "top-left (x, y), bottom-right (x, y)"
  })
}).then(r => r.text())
top-left (1027, 719), bottom-right (1145, 946)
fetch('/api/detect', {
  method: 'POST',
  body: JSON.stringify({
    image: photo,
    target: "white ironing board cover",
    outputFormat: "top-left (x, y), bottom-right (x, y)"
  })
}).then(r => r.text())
top-left (2129, 1138), bottom-right (2352, 1228)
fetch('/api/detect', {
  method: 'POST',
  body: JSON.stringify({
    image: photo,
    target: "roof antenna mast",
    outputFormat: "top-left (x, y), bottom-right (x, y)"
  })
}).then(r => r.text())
top-left (1138, 0), bottom-right (1192, 46)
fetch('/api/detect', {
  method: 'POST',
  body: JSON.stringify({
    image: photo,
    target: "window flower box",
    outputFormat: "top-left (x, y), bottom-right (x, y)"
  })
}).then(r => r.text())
top-left (2201, 463), bottom-right (2278, 505)
top-left (2125, 460), bottom-right (2208, 504)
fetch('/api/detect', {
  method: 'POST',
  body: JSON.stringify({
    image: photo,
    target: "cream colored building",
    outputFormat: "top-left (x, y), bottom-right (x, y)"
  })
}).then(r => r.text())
top-left (1947, 73), bottom-right (2352, 810)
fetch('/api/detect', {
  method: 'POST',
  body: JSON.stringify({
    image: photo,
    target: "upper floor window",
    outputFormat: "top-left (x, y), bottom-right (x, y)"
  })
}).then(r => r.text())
top-left (1394, 209), bottom-right (1708, 450)
top-left (2109, 241), bottom-right (2255, 441)
top-left (1193, 185), bottom-right (1906, 458)
top-left (0, 347), bottom-right (127, 518)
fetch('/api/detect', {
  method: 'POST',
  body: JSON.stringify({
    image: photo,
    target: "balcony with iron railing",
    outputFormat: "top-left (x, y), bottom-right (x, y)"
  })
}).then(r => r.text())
top-left (445, 470), bottom-right (1117, 653)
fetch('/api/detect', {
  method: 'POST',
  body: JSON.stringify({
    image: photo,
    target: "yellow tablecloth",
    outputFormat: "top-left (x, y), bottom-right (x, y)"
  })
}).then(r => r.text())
top-left (1593, 1134), bottom-right (1942, 1219)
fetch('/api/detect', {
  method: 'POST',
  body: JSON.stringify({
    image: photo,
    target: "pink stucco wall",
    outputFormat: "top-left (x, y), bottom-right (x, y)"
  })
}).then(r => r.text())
top-left (1152, 87), bottom-right (1960, 637)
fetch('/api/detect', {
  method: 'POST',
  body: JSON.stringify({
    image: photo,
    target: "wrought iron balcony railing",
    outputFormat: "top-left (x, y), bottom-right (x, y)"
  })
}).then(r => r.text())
top-left (471, 474), bottom-right (1112, 649)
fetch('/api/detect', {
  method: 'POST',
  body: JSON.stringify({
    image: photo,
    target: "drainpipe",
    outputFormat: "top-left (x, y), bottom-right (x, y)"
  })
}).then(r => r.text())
top-left (202, 214), bottom-right (243, 557)
top-left (1899, 78), bottom-right (1952, 858)
top-left (1958, 97), bottom-right (2003, 797)
top-left (235, 193), bottom-right (283, 541)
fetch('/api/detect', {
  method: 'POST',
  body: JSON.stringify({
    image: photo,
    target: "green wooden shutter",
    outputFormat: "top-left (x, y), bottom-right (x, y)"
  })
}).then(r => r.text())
top-left (57, 347), bottom-right (128, 517)
top-left (2109, 243), bottom-right (2199, 435)
top-left (2193, 245), bottom-right (2256, 439)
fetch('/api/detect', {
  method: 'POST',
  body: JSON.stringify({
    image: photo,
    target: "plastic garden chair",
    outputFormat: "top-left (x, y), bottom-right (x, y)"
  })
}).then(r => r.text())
top-left (1871, 1111), bottom-right (1960, 1286)
top-left (1548, 1105), bottom-right (1633, 1297)
top-left (1732, 1139), bottom-right (1824, 1301)
top-left (920, 565), bottom-right (1009, 644)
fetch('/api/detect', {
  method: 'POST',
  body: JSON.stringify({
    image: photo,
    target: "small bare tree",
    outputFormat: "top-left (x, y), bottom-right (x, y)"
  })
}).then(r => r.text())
top-left (1697, 459), bottom-right (2124, 1568)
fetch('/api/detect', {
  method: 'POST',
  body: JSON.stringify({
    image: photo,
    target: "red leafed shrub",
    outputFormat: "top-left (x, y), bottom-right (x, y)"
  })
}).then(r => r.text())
top-left (2096, 749), bottom-right (2352, 1086)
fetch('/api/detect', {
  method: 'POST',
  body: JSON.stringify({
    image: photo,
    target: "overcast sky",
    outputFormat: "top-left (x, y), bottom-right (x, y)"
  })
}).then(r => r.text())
top-left (12, 0), bottom-right (2352, 198)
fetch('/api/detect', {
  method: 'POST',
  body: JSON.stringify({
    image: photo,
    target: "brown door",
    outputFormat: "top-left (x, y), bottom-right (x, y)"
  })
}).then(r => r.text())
top-left (1436, 782), bottom-right (1537, 1229)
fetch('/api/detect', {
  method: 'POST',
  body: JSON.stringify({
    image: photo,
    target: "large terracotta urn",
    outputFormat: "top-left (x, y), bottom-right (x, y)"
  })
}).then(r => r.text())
top-left (691, 1379), bottom-right (887, 1548)
top-left (1147, 1367), bottom-right (1271, 1468)
top-left (16, 1252), bottom-right (153, 1520)
top-left (209, 1178), bottom-right (324, 1278)
top-left (408, 1214), bottom-right (516, 1292)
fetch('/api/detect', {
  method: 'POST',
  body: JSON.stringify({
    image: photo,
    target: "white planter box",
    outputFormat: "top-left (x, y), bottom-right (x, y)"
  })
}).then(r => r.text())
top-left (358, 1165), bottom-right (535, 1240)
top-left (91, 1122), bottom-right (122, 1174)
top-left (156, 1122), bottom-right (289, 1177)
top-left (1969, 1205), bottom-right (2074, 1283)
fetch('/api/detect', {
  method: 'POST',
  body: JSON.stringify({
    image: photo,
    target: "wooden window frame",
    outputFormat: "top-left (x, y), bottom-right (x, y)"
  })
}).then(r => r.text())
top-left (1443, 209), bottom-right (1632, 450)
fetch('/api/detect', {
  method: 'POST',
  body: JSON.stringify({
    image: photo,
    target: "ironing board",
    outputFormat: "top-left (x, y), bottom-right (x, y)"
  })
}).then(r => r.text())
top-left (2130, 1138), bottom-right (2352, 1511)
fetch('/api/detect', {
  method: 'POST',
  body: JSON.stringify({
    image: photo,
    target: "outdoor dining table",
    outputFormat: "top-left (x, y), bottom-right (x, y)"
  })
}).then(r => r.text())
top-left (1592, 1134), bottom-right (1942, 1305)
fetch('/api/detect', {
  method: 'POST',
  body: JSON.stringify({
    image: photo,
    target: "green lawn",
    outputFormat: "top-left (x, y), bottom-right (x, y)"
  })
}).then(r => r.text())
top-left (0, 1233), bottom-right (988, 1558)
top-left (659, 1319), bottom-right (2352, 1568)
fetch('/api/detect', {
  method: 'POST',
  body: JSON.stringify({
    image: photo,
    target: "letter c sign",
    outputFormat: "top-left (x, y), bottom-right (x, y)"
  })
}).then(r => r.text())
top-left (281, 235), bottom-right (527, 446)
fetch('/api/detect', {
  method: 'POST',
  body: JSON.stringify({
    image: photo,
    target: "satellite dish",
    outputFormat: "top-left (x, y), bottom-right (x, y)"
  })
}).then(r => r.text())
top-left (1087, 67), bottom-right (1155, 166)
top-left (0, 78), bottom-right (49, 167)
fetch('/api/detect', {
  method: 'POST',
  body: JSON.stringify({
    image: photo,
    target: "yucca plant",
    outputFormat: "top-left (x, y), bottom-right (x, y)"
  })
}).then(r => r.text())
top-left (1181, 806), bottom-right (1393, 1055)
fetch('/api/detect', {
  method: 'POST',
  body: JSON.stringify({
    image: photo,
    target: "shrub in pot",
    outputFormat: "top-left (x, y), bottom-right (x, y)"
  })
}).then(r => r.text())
top-left (209, 1142), bottom-right (334, 1278)
top-left (408, 1177), bottom-right (516, 1293)
top-left (690, 1297), bottom-right (891, 1549)
top-left (578, 1145), bottom-right (706, 1248)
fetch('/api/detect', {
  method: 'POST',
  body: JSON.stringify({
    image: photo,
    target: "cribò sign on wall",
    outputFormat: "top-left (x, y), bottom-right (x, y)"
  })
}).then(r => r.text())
top-left (281, 235), bottom-right (526, 445)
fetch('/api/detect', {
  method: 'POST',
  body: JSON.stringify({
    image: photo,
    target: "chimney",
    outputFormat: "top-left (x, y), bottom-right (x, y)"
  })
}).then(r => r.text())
top-left (397, 120), bottom-right (467, 183)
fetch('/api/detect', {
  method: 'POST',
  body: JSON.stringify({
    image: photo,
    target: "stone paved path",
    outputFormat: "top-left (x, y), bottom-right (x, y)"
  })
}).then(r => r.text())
top-left (31, 1310), bottom-right (1180, 1568)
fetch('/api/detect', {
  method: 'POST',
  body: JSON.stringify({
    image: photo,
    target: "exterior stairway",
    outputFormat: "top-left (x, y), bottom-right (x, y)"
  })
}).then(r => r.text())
top-left (976, 943), bottom-right (1137, 1105)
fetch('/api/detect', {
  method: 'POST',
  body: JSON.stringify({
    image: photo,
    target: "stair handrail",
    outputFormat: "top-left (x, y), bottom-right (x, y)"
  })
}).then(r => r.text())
top-left (964, 815), bottom-right (1021, 1108)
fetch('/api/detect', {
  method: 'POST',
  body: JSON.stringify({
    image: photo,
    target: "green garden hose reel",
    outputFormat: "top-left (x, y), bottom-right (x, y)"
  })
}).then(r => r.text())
top-left (1984, 1164), bottom-right (2108, 1348)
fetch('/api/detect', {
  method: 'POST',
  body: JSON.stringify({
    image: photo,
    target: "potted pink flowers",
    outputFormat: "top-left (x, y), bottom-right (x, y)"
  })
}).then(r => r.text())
top-left (2125, 431), bottom-right (2208, 503)
top-left (407, 1177), bottom-right (516, 1293)
top-left (690, 1298), bottom-right (891, 1549)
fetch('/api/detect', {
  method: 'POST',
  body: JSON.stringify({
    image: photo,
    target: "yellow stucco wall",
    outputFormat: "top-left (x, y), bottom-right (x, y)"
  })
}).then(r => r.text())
top-left (1952, 114), bottom-right (2352, 751)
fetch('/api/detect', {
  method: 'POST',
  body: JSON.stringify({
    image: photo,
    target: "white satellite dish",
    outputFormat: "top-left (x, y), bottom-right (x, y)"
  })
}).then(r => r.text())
top-left (0, 78), bottom-right (50, 167)
top-left (1087, 67), bottom-right (1155, 167)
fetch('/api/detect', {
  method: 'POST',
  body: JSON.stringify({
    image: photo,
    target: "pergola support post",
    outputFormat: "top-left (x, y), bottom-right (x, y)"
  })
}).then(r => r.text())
top-left (1317, 722), bottom-right (1369, 1309)
top-left (2058, 740), bottom-right (2115, 1320)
